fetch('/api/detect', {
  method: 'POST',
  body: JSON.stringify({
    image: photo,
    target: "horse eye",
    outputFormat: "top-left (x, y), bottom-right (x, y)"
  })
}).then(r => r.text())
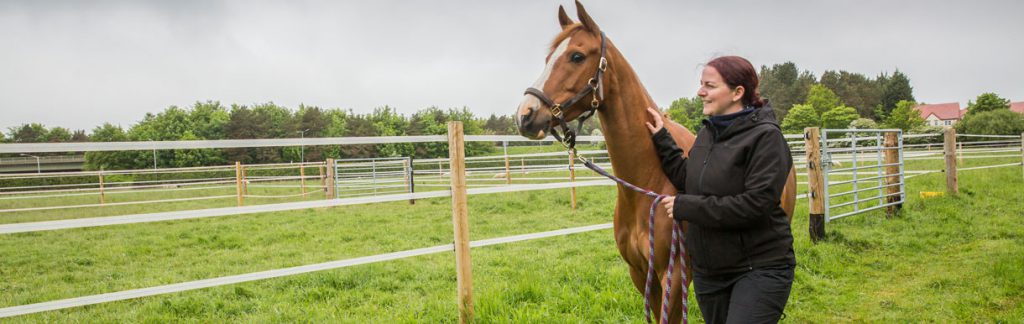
top-left (570, 52), bottom-right (585, 63)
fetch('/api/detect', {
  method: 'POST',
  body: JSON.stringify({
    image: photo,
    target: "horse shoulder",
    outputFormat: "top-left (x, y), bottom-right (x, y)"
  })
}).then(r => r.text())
top-left (663, 120), bottom-right (697, 156)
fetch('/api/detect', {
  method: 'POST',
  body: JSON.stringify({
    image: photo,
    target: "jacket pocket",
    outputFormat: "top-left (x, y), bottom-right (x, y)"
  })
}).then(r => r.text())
top-left (701, 228), bottom-right (747, 273)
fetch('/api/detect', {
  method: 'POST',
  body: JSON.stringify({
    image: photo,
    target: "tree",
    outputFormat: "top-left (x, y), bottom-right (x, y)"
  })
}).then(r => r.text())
top-left (955, 109), bottom-right (1024, 135)
top-left (71, 129), bottom-right (89, 142)
top-left (965, 92), bottom-right (1010, 115)
top-left (576, 114), bottom-right (603, 136)
top-left (408, 107), bottom-right (449, 158)
top-left (882, 100), bottom-right (926, 132)
top-left (125, 104), bottom-right (228, 167)
top-left (666, 96), bottom-right (704, 132)
top-left (319, 108), bottom-right (350, 160)
top-left (848, 118), bottom-right (878, 129)
top-left (224, 105), bottom-right (259, 163)
top-left (249, 102), bottom-right (294, 163)
top-left (84, 123), bottom-right (134, 170)
top-left (821, 105), bottom-right (860, 129)
top-left (483, 114), bottom-right (517, 135)
top-left (286, 104), bottom-right (330, 162)
top-left (47, 127), bottom-right (72, 142)
top-left (187, 101), bottom-right (230, 140)
top-left (758, 62), bottom-right (817, 121)
top-left (878, 70), bottom-right (915, 116)
top-left (805, 84), bottom-right (843, 116)
top-left (370, 106), bottom-right (412, 157)
top-left (9, 123), bottom-right (49, 143)
top-left (170, 130), bottom-right (223, 167)
top-left (819, 70), bottom-right (882, 119)
top-left (780, 104), bottom-right (819, 133)
top-left (337, 111), bottom-right (379, 158)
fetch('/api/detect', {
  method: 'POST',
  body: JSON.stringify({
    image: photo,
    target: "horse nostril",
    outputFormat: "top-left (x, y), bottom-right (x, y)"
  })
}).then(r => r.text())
top-left (521, 106), bottom-right (536, 126)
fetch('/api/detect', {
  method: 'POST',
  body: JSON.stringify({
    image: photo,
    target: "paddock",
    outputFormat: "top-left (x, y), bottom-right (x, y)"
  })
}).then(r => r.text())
top-left (0, 126), bottom-right (1021, 322)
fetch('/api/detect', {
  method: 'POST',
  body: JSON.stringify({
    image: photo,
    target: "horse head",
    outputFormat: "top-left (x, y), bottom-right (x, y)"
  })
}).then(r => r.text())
top-left (516, 1), bottom-right (609, 141)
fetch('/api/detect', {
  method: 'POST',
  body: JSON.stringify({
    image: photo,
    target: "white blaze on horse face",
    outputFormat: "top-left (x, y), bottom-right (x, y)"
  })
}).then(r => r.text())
top-left (517, 38), bottom-right (572, 123)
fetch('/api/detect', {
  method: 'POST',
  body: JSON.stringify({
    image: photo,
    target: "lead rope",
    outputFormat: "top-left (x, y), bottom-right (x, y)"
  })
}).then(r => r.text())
top-left (576, 153), bottom-right (688, 324)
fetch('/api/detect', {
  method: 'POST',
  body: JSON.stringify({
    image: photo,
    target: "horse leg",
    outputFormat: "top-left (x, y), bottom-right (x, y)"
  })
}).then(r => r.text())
top-left (628, 263), bottom-right (663, 322)
top-left (652, 257), bottom-right (690, 324)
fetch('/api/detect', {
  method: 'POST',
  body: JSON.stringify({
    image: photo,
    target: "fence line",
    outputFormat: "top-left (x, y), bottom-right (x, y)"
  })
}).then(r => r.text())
top-left (0, 135), bottom-right (613, 154)
top-left (0, 127), bottom-right (1019, 319)
top-left (0, 180), bottom-right (614, 234)
top-left (0, 223), bottom-right (612, 319)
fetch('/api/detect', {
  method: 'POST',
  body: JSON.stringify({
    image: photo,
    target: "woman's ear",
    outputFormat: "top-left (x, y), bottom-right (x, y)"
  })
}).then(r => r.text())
top-left (733, 86), bottom-right (745, 103)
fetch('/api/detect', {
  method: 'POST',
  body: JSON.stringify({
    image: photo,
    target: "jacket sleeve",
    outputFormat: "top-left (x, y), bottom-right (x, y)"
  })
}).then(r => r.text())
top-left (672, 127), bottom-right (791, 229)
top-left (651, 128), bottom-right (687, 191)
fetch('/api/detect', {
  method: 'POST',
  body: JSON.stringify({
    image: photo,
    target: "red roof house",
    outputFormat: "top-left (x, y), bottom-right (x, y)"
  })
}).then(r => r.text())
top-left (915, 102), bottom-right (963, 127)
top-left (1011, 101), bottom-right (1024, 114)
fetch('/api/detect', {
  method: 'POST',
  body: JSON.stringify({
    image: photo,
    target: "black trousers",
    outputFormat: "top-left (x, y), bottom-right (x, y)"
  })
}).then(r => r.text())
top-left (692, 265), bottom-right (794, 324)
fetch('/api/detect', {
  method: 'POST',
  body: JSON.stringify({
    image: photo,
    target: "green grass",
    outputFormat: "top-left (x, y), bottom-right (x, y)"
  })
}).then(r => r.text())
top-left (0, 155), bottom-right (1022, 322)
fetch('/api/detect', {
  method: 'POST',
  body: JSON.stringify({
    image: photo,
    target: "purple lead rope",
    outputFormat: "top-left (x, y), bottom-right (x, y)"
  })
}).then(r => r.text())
top-left (582, 159), bottom-right (688, 324)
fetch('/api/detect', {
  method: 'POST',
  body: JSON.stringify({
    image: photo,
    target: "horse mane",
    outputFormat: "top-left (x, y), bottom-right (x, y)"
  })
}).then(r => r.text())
top-left (550, 23), bottom-right (583, 51)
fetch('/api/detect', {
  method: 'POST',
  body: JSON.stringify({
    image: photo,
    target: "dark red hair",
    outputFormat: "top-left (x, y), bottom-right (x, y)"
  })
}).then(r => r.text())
top-left (706, 56), bottom-right (765, 108)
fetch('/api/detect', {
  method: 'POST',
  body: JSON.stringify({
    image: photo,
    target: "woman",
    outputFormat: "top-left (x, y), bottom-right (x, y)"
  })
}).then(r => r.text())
top-left (645, 56), bottom-right (795, 323)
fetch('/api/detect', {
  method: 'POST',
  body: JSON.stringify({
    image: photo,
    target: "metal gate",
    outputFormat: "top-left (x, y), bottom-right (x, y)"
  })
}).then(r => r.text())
top-left (820, 129), bottom-right (906, 221)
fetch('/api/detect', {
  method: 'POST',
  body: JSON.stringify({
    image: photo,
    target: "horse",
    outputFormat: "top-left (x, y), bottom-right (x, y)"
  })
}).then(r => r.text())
top-left (513, 2), bottom-right (798, 323)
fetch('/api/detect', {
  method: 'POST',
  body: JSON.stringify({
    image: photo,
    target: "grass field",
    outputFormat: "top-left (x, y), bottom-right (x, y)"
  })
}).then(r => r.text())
top-left (0, 151), bottom-right (1022, 322)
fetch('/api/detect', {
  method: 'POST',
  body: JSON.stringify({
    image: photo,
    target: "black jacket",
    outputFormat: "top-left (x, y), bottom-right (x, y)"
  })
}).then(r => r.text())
top-left (651, 104), bottom-right (796, 275)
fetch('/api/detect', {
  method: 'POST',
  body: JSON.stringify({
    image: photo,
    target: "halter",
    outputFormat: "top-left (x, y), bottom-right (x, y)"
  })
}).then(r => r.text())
top-left (523, 31), bottom-right (608, 152)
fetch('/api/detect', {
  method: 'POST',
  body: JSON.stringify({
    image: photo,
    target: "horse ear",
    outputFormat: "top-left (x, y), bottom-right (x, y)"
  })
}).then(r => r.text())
top-left (575, 0), bottom-right (601, 33)
top-left (557, 5), bottom-right (574, 30)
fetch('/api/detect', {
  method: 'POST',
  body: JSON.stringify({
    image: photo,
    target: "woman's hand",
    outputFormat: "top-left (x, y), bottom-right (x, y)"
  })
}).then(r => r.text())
top-left (661, 196), bottom-right (674, 219)
top-left (645, 107), bottom-right (665, 135)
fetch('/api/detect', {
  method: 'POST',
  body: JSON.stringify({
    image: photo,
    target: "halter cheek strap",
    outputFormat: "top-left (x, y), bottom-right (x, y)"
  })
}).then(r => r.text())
top-left (523, 31), bottom-right (608, 149)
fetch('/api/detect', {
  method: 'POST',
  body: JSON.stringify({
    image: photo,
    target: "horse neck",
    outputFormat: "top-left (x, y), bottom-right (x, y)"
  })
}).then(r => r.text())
top-left (595, 45), bottom-right (666, 189)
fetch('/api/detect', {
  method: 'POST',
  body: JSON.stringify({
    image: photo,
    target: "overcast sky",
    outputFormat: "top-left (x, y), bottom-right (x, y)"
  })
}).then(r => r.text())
top-left (2, 0), bottom-right (1022, 132)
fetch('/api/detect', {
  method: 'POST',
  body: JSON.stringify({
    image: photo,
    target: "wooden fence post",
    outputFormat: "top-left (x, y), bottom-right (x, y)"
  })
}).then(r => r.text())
top-left (447, 121), bottom-right (474, 324)
top-left (300, 165), bottom-right (307, 196)
top-left (98, 168), bottom-right (105, 205)
top-left (943, 127), bottom-right (958, 195)
top-left (883, 131), bottom-right (901, 217)
top-left (1020, 132), bottom-right (1023, 182)
top-left (241, 165), bottom-right (249, 195)
top-left (501, 147), bottom-right (509, 183)
top-left (235, 161), bottom-right (244, 206)
top-left (569, 151), bottom-right (577, 211)
top-left (406, 157), bottom-right (416, 205)
top-left (325, 159), bottom-right (336, 199)
top-left (805, 127), bottom-right (826, 242)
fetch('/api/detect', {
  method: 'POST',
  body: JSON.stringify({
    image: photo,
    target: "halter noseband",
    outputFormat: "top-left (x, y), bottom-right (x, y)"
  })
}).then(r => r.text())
top-left (524, 31), bottom-right (608, 150)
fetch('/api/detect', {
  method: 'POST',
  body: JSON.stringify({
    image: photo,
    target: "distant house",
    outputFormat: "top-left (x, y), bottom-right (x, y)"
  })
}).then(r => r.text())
top-left (1011, 101), bottom-right (1024, 114)
top-left (915, 102), bottom-right (963, 127)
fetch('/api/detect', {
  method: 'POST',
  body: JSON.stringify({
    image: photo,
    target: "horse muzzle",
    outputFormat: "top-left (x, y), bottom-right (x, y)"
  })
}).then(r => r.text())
top-left (516, 95), bottom-right (552, 140)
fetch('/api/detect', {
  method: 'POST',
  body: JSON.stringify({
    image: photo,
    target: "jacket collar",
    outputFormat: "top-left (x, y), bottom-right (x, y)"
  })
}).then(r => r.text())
top-left (701, 103), bottom-right (780, 141)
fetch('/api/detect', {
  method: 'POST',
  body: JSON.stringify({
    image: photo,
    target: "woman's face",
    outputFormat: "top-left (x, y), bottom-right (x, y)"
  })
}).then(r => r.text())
top-left (697, 66), bottom-right (744, 116)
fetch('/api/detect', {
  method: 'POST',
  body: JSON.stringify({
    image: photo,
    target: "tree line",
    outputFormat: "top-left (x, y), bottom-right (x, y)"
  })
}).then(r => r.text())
top-left (667, 62), bottom-right (921, 134)
top-left (5, 62), bottom-right (1021, 170)
top-left (2, 102), bottom-right (553, 171)
top-left (666, 62), bottom-right (1023, 136)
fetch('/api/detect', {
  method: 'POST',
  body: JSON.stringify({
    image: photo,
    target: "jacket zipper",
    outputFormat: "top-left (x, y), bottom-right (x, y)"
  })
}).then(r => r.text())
top-left (740, 233), bottom-right (753, 270)
top-left (696, 143), bottom-right (712, 271)
top-left (698, 145), bottom-right (713, 194)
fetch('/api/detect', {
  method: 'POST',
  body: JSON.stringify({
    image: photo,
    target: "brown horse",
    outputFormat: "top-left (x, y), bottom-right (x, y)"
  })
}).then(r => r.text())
top-left (514, 2), bottom-right (798, 322)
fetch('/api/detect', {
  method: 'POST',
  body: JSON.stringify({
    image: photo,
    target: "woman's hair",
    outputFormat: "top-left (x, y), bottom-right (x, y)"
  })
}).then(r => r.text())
top-left (706, 56), bottom-right (765, 108)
